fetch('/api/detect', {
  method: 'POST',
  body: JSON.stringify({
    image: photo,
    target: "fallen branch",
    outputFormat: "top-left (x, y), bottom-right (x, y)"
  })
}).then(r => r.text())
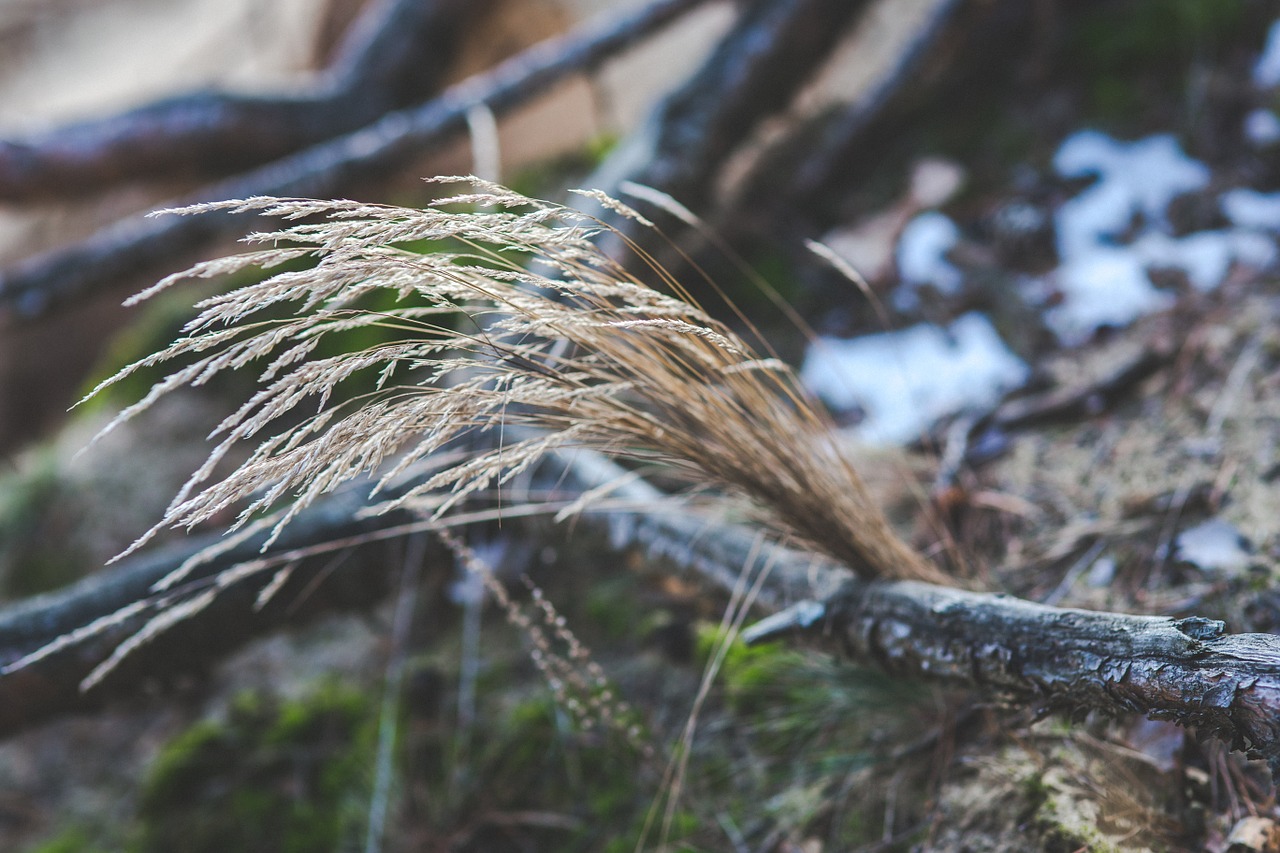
top-left (0, 0), bottom-right (489, 201)
top-left (0, 0), bottom-right (708, 322)
top-left (988, 346), bottom-right (1173, 433)
top-left (0, 472), bottom-right (431, 734)
top-left (599, 0), bottom-right (869, 212)
top-left (809, 580), bottom-right (1280, 780)
top-left (695, 0), bottom-right (972, 261)
top-left (781, 0), bottom-right (971, 218)
top-left (786, 0), bottom-right (1040, 227)
top-left (4, 442), bottom-right (1280, 784)
top-left (576, 460), bottom-right (1280, 781)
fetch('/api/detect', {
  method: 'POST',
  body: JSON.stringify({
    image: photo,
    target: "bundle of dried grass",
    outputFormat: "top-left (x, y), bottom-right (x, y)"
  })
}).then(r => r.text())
top-left (90, 177), bottom-right (944, 586)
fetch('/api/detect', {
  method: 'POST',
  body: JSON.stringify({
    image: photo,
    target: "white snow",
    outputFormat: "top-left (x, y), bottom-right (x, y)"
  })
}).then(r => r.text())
top-left (1133, 229), bottom-right (1277, 291)
top-left (1054, 174), bottom-right (1136, 261)
top-left (1044, 130), bottom-right (1278, 344)
top-left (1046, 246), bottom-right (1173, 344)
top-left (1054, 131), bottom-right (1210, 240)
top-left (1222, 188), bottom-right (1280, 230)
top-left (800, 312), bottom-right (1029, 445)
top-left (1244, 108), bottom-right (1280, 146)
top-left (1176, 518), bottom-right (1252, 575)
top-left (1254, 19), bottom-right (1280, 88)
top-left (894, 211), bottom-right (963, 309)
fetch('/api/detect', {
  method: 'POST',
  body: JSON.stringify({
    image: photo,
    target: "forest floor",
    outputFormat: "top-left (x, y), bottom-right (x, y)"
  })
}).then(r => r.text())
top-left (3, 1), bottom-right (1280, 851)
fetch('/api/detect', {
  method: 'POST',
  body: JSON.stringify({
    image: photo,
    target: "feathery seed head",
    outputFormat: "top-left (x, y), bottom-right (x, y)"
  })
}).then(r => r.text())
top-left (100, 179), bottom-right (945, 584)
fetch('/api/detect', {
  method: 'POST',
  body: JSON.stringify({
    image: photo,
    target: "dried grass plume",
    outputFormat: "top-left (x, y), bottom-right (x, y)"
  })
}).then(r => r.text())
top-left (91, 177), bottom-right (945, 585)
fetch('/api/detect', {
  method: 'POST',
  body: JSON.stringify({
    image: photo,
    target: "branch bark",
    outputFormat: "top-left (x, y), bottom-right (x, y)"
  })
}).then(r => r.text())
top-left (0, 0), bottom-right (1276, 786)
top-left (0, 0), bottom-right (709, 322)
top-left (4, 442), bottom-right (1280, 783)
top-left (0, 0), bottom-right (490, 201)
top-left (0, 473), bottom-right (431, 733)
top-left (813, 580), bottom-right (1280, 780)
top-left (784, 0), bottom-right (1030, 225)
top-left (596, 0), bottom-right (870, 211)
top-left (710, 0), bottom-right (1028, 258)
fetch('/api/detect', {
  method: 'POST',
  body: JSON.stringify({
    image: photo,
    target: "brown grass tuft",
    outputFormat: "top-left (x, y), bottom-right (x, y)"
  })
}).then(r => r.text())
top-left (92, 177), bottom-right (946, 585)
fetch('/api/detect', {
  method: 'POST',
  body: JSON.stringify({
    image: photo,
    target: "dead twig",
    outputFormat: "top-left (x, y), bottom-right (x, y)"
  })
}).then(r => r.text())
top-left (989, 346), bottom-right (1173, 433)
top-left (4, 442), bottom-right (1280, 782)
top-left (0, 0), bottom-right (490, 201)
top-left (0, 0), bottom-right (708, 322)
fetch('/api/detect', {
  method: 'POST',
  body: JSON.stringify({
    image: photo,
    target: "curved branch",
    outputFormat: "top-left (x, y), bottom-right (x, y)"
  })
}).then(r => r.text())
top-left (605, 0), bottom-right (870, 211)
top-left (0, 0), bottom-right (489, 202)
top-left (5, 441), bottom-right (1280, 783)
top-left (0, 0), bottom-right (709, 322)
top-left (0, 475), bottom-right (429, 734)
top-left (781, 0), bottom-right (972, 216)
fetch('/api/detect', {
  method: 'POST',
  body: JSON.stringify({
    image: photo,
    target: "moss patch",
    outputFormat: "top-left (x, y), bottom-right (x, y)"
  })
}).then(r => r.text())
top-left (135, 683), bottom-right (375, 853)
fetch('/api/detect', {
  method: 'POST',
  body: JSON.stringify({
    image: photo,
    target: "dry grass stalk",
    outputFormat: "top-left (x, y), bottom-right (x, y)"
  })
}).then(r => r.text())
top-left (439, 530), bottom-right (646, 750)
top-left (90, 177), bottom-right (945, 586)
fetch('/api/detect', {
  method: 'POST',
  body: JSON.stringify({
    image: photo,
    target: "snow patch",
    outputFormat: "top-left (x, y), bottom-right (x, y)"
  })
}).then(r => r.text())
top-left (1244, 108), bottom-right (1280, 146)
top-left (1176, 518), bottom-right (1252, 575)
top-left (801, 313), bottom-right (1028, 445)
top-left (1046, 246), bottom-right (1173, 344)
top-left (1254, 19), bottom-right (1280, 88)
top-left (894, 211), bottom-right (963, 309)
top-left (1133, 229), bottom-right (1276, 291)
top-left (1054, 131), bottom-right (1210, 242)
top-left (1222, 188), bottom-right (1280, 230)
top-left (1044, 131), bottom-right (1278, 344)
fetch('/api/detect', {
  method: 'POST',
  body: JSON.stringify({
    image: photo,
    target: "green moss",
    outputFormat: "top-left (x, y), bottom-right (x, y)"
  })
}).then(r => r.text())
top-left (136, 683), bottom-right (375, 853)
top-left (1069, 0), bottom-right (1250, 127)
top-left (0, 450), bottom-right (89, 597)
top-left (486, 693), bottom-right (640, 812)
top-left (697, 626), bottom-right (838, 718)
top-left (683, 624), bottom-right (938, 844)
top-left (507, 133), bottom-right (620, 200)
top-left (584, 575), bottom-right (643, 643)
top-left (408, 686), bottom-right (662, 851)
top-left (23, 827), bottom-right (107, 853)
top-left (1033, 771), bottom-right (1123, 853)
top-left (1072, 0), bottom-right (1245, 71)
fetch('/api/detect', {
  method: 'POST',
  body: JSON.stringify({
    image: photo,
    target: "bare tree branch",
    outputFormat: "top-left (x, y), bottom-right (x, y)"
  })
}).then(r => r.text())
top-left (0, 0), bottom-right (710, 322)
top-left (0, 0), bottom-right (491, 202)
top-left (580, 457), bottom-right (1280, 782)
top-left (809, 579), bottom-right (1280, 781)
top-left (718, 0), bottom-right (1024, 249)
top-left (0, 472), bottom-right (430, 733)
top-left (1, 0), bottom-right (1275, 796)
top-left (596, 0), bottom-right (870, 210)
top-left (781, 0), bottom-right (971, 217)
top-left (4, 442), bottom-right (1280, 785)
